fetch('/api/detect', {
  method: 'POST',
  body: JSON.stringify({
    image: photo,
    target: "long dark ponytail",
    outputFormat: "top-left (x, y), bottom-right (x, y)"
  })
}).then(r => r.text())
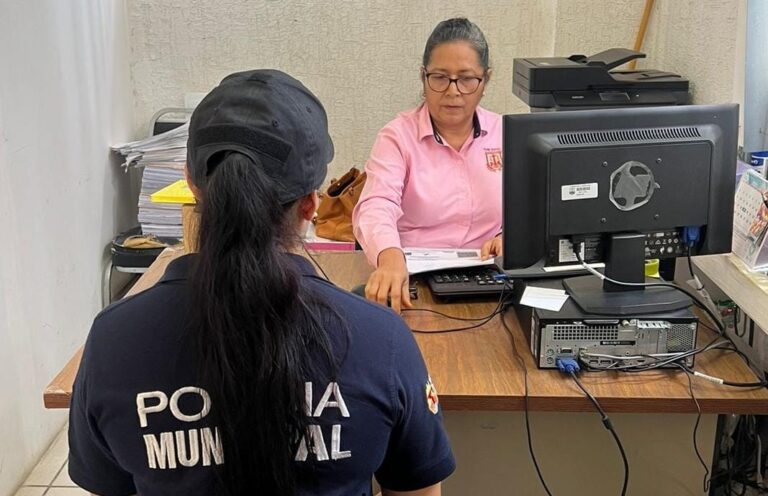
top-left (190, 151), bottom-right (333, 494)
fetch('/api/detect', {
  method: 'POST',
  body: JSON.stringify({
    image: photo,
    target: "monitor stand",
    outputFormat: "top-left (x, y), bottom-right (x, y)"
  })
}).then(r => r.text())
top-left (563, 232), bottom-right (691, 316)
top-left (563, 276), bottom-right (691, 315)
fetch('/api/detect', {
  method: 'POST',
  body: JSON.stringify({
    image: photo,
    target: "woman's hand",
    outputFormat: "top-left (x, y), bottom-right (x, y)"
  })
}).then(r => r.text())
top-left (365, 248), bottom-right (413, 313)
top-left (480, 234), bottom-right (503, 260)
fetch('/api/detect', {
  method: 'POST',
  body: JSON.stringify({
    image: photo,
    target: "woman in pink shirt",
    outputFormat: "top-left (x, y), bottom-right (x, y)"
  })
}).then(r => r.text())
top-left (353, 18), bottom-right (503, 312)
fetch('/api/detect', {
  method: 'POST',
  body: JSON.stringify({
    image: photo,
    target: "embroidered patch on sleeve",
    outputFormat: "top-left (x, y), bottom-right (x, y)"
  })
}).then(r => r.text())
top-left (425, 376), bottom-right (439, 414)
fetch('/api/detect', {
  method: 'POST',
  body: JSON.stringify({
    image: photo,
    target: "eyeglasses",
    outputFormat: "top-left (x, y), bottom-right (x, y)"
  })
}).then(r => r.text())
top-left (424, 72), bottom-right (485, 95)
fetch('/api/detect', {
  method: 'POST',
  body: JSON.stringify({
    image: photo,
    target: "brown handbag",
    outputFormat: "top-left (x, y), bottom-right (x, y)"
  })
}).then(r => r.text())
top-left (314, 167), bottom-right (367, 242)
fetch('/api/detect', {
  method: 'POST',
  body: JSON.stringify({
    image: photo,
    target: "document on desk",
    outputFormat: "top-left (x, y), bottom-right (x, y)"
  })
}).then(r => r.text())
top-left (519, 286), bottom-right (569, 312)
top-left (403, 248), bottom-right (494, 275)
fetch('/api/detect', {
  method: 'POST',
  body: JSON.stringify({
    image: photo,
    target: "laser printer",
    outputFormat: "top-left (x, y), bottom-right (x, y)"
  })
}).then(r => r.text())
top-left (513, 48), bottom-right (690, 111)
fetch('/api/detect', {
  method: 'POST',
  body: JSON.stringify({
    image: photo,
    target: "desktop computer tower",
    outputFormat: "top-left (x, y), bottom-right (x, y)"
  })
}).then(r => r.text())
top-left (513, 279), bottom-right (698, 369)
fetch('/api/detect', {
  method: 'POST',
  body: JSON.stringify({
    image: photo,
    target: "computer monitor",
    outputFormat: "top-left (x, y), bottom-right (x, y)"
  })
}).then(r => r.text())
top-left (500, 104), bottom-right (738, 315)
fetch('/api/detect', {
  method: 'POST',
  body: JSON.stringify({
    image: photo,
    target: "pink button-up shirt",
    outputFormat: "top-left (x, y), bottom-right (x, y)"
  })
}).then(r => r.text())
top-left (353, 103), bottom-right (503, 266)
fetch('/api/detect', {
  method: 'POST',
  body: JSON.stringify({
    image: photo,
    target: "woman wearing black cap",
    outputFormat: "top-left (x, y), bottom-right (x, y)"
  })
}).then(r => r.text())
top-left (68, 70), bottom-right (454, 495)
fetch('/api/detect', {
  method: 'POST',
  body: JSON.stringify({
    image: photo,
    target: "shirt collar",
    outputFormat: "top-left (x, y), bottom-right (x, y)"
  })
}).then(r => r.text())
top-left (417, 103), bottom-right (486, 144)
top-left (287, 253), bottom-right (320, 277)
top-left (160, 252), bottom-right (319, 284)
top-left (160, 254), bottom-right (193, 283)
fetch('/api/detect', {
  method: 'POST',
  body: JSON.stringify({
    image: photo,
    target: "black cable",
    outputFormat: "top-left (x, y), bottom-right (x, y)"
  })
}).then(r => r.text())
top-left (308, 245), bottom-right (515, 332)
top-left (301, 243), bottom-right (333, 282)
top-left (403, 306), bottom-right (502, 322)
top-left (686, 245), bottom-right (706, 290)
top-left (573, 244), bottom-right (768, 382)
top-left (409, 310), bottom-right (503, 333)
top-left (727, 429), bottom-right (735, 494)
top-left (672, 363), bottom-right (711, 492)
top-left (501, 306), bottom-right (555, 496)
top-left (409, 282), bottom-right (513, 334)
top-left (712, 343), bottom-right (754, 368)
top-left (601, 339), bottom-right (768, 386)
top-left (583, 335), bottom-right (726, 373)
top-left (572, 244), bottom-right (725, 336)
top-left (573, 243), bottom-right (768, 376)
top-left (707, 329), bottom-right (768, 385)
top-left (687, 248), bottom-right (697, 281)
top-left (729, 480), bottom-right (768, 494)
top-left (711, 415), bottom-right (768, 496)
top-left (693, 305), bottom-right (766, 384)
top-left (568, 372), bottom-right (629, 496)
top-left (735, 307), bottom-right (748, 338)
top-left (699, 317), bottom-right (720, 334)
top-left (707, 343), bottom-right (767, 387)
top-left (722, 473), bottom-right (768, 494)
top-left (303, 247), bottom-right (513, 332)
top-left (712, 377), bottom-right (766, 389)
top-left (678, 364), bottom-right (768, 388)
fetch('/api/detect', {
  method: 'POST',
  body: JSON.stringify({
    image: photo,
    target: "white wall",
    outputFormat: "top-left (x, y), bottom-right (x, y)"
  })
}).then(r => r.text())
top-left (744, 0), bottom-right (768, 156)
top-left (553, 0), bottom-right (644, 56)
top-left (127, 0), bottom-right (745, 183)
top-left (554, 0), bottom-right (745, 105)
top-left (640, 0), bottom-right (744, 105)
top-left (126, 0), bottom-right (556, 181)
top-left (0, 1), bottom-right (134, 493)
top-left (0, 1), bottom-right (749, 492)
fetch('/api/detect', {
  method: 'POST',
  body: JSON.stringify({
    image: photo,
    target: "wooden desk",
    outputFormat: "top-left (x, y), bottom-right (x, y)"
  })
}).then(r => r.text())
top-left (45, 249), bottom-right (768, 413)
top-left (694, 253), bottom-right (768, 332)
top-left (43, 248), bottom-right (183, 408)
top-left (45, 249), bottom-right (768, 495)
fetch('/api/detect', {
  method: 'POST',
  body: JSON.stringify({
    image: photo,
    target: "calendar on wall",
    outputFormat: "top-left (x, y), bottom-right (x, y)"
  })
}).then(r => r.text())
top-left (732, 169), bottom-right (768, 271)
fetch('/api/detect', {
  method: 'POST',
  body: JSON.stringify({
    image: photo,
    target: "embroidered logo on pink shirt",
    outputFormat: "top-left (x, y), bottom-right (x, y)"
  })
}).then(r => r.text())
top-left (353, 105), bottom-right (503, 266)
top-left (485, 148), bottom-right (502, 172)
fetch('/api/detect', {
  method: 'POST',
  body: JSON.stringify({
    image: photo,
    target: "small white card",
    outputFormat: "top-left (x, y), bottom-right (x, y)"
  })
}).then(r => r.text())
top-left (520, 286), bottom-right (569, 312)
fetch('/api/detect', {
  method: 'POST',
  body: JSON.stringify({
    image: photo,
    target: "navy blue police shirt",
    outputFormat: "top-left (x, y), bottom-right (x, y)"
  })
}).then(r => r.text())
top-left (68, 253), bottom-right (455, 495)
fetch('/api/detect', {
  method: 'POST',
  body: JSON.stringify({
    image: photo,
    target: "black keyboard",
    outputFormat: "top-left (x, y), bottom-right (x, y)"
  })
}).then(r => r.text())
top-left (426, 267), bottom-right (509, 299)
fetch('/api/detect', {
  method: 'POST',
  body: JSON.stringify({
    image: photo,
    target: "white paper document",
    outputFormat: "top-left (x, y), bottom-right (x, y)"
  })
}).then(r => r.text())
top-left (403, 248), bottom-right (495, 275)
top-left (112, 122), bottom-right (190, 239)
top-left (519, 286), bottom-right (569, 312)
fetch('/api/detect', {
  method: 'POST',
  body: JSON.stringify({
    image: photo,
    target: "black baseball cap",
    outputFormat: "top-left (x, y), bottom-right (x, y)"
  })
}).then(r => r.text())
top-left (187, 69), bottom-right (334, 204)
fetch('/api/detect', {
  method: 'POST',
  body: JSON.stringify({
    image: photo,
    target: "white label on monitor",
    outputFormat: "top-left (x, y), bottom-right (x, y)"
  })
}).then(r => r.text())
top-left (558, 239), bottom-right (585, 263)
top-left (561, 182), bottom-right (598, 201)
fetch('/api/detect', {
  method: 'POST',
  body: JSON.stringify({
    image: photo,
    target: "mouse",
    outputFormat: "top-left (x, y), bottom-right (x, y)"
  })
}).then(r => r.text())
top-left (349, 283), bottom-right (418, 302)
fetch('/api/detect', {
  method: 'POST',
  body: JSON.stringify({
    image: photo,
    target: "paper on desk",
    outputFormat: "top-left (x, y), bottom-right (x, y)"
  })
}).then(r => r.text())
top-left (112, 122), bottom-right (190, 239)
top-left (403, 248), bottom-right (494, 275)
top-left (519, 286), bottom-right (569, 312)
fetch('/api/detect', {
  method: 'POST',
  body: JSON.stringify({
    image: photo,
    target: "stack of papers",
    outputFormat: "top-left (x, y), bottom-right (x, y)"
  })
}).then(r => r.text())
top-left (112, 123), bottom-right (189, 239)
top-left (112, 123), bottom-right (189, 169)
